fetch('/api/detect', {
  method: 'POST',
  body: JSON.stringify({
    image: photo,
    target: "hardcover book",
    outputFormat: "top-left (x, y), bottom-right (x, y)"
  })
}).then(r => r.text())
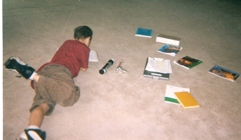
top-left (173, 56), bottom-right (202, 69)
top-left (164, 85), bottom-right (190, 105)
top-left (135, 27), bottom-right (153, 38)
top-left (143, 57), bottom-right (172, 80)
top-left (156, 34), bottom-right (181, 46)
top-left (174, 91), bottom-right (200, 108)
top-left (158, 44), bottom-right (182, 56)
top-left (208, 65), bottom-right (240, 82)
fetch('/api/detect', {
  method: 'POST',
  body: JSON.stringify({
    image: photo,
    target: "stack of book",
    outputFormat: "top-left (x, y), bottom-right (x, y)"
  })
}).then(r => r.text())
top-left (156, 33), bottom-right (182, 57)
top-left (164, 85), bottom-right (200, 109)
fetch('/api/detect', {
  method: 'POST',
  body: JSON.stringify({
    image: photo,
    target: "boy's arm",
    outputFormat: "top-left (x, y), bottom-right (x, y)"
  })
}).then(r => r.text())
top-left (80, 67), bottom-right (87, 72)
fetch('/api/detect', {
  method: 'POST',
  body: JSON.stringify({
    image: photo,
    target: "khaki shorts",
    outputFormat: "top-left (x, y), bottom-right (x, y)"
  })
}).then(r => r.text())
top-left (30, 64), bottom-right (80, 115)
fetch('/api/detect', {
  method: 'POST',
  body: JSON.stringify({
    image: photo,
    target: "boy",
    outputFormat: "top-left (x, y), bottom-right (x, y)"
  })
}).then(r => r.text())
top-left (4, 25), bottom-right (93, 140)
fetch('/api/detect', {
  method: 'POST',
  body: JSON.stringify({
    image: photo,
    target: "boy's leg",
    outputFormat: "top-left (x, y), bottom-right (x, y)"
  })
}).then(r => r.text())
top-left (35, 64), bottom-right (80, 107)
top-left (4, 57), bottom-right (47, 140)
top-left (29, 103), bottom-right (49, 128)
top-left (19, 104), bottom-right (49, 140)
top-left (4, 56), bottom-right (36, 79)
top-left (4, 57), bottom-right (79, 139)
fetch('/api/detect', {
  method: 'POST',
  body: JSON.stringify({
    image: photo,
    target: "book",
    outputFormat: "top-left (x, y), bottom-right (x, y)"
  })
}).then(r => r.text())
top-left (135, 27), bottom-right (153, 38)
top-left (164, 85), bottom-right (190, 104)
top-left (89, 50), bottom-right (99, 62)
top-left (156, 34), bottom-right (181, 46)
top-left (158, 44), bottom-right (182, 56)
top-left (143, 57), bottom-right (172, 80)
top-left (174, 91), bottom-right (200, 108)
top-left (173, 56), bottom-right (202, 69)
top-left (208, 65), bottom-right (240, 82)
top-left (143, 69), bottom-right (170, 80)
top-left (145, 57), bottom-right (172, 73)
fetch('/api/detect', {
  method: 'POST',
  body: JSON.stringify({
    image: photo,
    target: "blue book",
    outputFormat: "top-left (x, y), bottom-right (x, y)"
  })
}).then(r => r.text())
top-left (135, 27), bottom-right (152, 38)
top-left (158, 44), bottom-right (182, 56)
top-left (208, 65), bottom-right (240, 82)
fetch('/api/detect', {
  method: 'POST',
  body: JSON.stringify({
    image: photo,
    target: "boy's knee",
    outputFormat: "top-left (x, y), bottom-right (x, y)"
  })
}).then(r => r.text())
top-left (38, 103), bottom-right (50, 113)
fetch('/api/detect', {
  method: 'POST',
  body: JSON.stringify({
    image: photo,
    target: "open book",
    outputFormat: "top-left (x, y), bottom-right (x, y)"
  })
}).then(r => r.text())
top-left (89, 50), bottom-right (99, 62)
top-left (143, 57), bottom-right (172, 80)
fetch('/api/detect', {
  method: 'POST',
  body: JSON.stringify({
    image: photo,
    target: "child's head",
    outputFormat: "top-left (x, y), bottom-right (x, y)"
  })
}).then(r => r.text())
top-left (74, 25), bottom-right (93, 40)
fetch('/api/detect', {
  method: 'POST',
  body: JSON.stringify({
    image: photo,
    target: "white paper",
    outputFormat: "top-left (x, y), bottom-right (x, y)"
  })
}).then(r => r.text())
top-left (165, 85), bottom-right (190, 104)
top-left (89, 50), bottom-right (99, 62)
top-left (145, 57), bottom-right (172, 73)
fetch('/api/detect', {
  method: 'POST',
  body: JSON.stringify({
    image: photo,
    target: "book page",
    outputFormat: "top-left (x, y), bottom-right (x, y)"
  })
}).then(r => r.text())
top-left (145, 57), bottom-right (172, 73)
top-left (89, 50), bottom-right (99, 62)
top-left (165, 85), bottom-right (190, 99)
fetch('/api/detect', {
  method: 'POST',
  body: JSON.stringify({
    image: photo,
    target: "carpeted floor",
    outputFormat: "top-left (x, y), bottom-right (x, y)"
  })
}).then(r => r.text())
top-left (3, 0), bottom-right (241, 139)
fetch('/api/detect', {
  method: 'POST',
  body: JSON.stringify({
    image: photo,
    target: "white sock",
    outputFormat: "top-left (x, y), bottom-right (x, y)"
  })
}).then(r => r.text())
top-left (19, 125), bottom-right (40, 139)
top-left (28, 125), bottom-right (40, 129)
top-left (29, 72), bottom-right (37, 80)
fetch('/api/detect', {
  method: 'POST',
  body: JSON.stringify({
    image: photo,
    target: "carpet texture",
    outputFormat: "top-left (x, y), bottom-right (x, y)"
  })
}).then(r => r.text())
top-left (3, 0), bottom-right (241, 139)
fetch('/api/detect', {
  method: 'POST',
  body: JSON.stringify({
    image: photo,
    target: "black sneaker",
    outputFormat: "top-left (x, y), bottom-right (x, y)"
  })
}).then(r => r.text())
top-left (4, 57), bottom-right (35, 79)
top-left (18, 129), bottom-right (46, 140)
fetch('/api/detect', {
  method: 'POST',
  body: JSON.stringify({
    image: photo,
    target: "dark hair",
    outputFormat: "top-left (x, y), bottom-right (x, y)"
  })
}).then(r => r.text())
top-left (74, 25), bottom-right (93, 40)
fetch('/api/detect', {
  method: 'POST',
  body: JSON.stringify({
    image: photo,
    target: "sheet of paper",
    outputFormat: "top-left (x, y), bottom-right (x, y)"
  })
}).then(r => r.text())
top-left (89, 50), bottom-right (99, 62)
top-left (145, 57), bottom-right (172, 73)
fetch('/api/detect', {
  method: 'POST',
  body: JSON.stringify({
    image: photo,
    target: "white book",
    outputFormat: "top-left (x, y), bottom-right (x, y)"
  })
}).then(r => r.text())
top-left (156, 34), bottom-right (180, 46)
top-left (89, 50), bottom-right (99, 62)
top-left (164, 85), bottom-right (190, 105)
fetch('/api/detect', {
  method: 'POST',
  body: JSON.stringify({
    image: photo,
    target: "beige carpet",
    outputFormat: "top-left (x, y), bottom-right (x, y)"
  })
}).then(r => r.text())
top-left (3, 0), bottom-right (241, 139)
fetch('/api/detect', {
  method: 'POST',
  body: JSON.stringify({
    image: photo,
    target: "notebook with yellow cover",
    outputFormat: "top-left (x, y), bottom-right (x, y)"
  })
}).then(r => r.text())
top-left (174, 92), bottom-right (200, 108)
